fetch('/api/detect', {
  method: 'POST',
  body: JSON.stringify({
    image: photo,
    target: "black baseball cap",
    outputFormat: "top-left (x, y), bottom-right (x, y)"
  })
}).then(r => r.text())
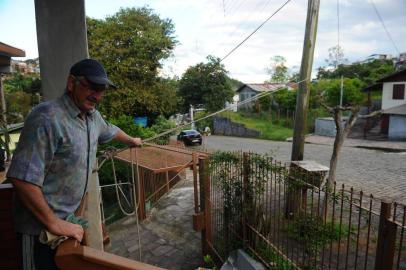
top-left (69, 59), bottom-right (117, 90)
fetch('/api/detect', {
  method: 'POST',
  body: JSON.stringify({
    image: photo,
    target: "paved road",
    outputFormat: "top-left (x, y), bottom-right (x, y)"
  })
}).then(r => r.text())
top-left (201, 136), bottom-right (406, 204)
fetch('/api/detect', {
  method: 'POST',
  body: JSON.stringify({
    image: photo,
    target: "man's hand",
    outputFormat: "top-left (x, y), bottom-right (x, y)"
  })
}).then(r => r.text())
top-left (128, 137), bottom-right (142, 147)
top-left (11, 179), bottom-right (85, 242)
top-left (115, 129), bottom-right (142, 147)
top-left (47, 217), bottom-right (84, 242)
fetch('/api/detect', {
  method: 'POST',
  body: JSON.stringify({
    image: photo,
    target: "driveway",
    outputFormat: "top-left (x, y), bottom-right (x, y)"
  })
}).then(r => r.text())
top-left (200, 135), bottom-right (406, 204)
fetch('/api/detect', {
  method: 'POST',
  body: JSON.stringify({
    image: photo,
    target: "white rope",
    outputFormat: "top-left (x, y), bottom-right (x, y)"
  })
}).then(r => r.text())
top-left (131, 147), bottom-right (143, 261)
top-left (111, 156), bottom-right (135, 216)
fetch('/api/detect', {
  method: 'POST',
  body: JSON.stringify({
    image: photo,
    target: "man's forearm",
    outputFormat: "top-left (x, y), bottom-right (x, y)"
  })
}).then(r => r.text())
top-left (11, 178), bottom-right (84, 241)
top-left (114, 129), bottom-right (142, 146)
top-left (11, 178), bottom-right (57, 227)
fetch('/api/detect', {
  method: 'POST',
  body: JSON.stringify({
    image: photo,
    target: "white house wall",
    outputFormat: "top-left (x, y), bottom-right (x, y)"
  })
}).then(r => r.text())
top-left (382, 82), bottom-right (406, 110)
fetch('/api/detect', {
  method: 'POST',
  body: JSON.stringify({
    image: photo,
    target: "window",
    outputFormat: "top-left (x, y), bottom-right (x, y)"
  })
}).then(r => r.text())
top-left (393, 84), bottom-right (405, 100)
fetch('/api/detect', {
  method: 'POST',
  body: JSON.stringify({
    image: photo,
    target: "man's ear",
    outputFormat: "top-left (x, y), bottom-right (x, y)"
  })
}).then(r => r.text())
top-left (66, 75), bottom-right (75, 93)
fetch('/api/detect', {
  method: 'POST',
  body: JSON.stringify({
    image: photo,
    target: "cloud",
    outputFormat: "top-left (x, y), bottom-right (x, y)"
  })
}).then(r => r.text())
top-left (1, 0), bottom-right (405, 83)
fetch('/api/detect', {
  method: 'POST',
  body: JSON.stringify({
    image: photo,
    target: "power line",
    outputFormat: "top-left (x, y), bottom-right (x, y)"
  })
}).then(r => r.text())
top-left (370, 0), bottom-right (400, 55)
top-left (226, 0), bottom-right (273, 41)
top-left (221, 0), bottom-right (292, 62)
top-left (225, 0), bottom-right (247, 17)
top-left (336, 0), bottom-right (340, 67)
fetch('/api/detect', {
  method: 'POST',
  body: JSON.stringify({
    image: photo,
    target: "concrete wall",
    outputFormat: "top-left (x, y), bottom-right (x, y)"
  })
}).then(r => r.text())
top-left (34, 0), bottom-right (89, 101)
top-left (388, 115), bottom-right (406, 141)
top-left (315, 117), bottom-right (347, 137)
top-left (213, 116), bottom-right (261, 138)
top-left (382, 82), bottom-right (406, 110)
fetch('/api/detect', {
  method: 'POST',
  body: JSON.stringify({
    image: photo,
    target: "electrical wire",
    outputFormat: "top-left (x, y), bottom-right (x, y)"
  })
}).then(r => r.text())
top-left (370, 0), bottom-right (400, 55)
top-left (220, 0), bottom-right (292, 62)
top-left (225, 0), bottom-right (273, 41)
top-left (336, 0), bottom-right (340, 68)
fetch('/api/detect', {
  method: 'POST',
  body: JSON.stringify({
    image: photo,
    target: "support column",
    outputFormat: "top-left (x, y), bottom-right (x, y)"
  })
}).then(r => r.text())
top-left (83, 164), bottom-right (104, 250)
top-left (34, 0), bottom-right (89, 101)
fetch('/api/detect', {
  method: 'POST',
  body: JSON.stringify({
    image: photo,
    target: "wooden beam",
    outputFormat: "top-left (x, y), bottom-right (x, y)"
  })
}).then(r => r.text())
top-left (56, 239), bottom-right (166, 270)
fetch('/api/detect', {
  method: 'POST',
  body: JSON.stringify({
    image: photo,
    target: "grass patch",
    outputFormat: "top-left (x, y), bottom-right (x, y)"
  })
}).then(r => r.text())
top-left (286, 215), bottom-right (351, 255)
top-left (253, 241), bottom-right (296, 270)
top-left (220, 111), bottom-right (293, 141)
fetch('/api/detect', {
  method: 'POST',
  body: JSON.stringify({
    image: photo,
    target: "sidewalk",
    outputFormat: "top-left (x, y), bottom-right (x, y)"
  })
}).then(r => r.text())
top-left (106, 170), bottom-right (204, 270)
top-left (289, 135), bottom-right (406, 152)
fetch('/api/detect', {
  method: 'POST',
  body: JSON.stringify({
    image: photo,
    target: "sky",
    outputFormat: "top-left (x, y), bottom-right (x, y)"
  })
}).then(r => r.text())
top-left (0, 0), bottom-right (405, 82)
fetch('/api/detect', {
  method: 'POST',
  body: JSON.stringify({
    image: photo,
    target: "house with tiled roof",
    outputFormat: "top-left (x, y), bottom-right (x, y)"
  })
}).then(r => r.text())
top-left (236, 83), bottom-right (296, 110)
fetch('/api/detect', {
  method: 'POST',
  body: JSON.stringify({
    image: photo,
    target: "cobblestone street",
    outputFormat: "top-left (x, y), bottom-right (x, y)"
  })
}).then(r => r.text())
top-left (202, 135), bottom-right (406, 204)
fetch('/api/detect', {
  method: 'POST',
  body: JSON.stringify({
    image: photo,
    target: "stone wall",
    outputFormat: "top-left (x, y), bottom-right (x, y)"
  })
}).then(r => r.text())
top-left (213, 117), bottom-right (261, 138)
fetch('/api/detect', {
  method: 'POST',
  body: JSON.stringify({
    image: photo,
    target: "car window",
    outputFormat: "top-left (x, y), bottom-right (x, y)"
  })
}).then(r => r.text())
top-left (185, 130), bottom-right (198, 135)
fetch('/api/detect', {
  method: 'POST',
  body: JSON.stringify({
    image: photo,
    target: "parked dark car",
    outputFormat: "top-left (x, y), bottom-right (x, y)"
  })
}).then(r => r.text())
top-left (177, 130), bottom-right (202, 146)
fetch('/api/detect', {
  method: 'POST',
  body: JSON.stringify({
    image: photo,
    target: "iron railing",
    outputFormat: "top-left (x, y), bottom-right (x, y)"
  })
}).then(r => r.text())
top-left (203, 152), bottom-right (406, 270)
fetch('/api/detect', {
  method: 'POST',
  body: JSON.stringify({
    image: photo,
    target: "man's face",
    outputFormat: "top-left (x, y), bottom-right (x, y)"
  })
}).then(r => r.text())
top-left (67, 75), bottom-right (106, 112)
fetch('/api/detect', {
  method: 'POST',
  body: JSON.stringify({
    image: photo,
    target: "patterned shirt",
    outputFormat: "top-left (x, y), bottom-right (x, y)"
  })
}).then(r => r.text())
top-left (7, 93), bottom-right (119, 235)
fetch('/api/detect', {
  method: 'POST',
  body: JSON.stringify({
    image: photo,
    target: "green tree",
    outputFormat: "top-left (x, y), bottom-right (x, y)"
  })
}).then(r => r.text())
top-left (87, 7), bottom-right (178, 118)
top-left (178, 56), bottom-right (233, 112)
top-left (273, 88), bottom-right (296, 111)
top-left (317, 59), bottom-right (395, 85)
top-left (3, 72), bottom-right (41, 122)
top-left (266, 55), bottom-right (289, 83)
top-left (4, 72), bottom-right (41, 94)
top-left (313, 78), bottom-right (365, 107)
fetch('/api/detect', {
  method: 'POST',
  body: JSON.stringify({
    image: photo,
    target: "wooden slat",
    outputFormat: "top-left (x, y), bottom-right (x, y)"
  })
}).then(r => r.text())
top-left (56, 239), bottom-right (166, 270)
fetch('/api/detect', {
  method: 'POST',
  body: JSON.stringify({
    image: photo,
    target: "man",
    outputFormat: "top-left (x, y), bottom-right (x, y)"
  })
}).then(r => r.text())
top-left (7, 59), bottom-right (142, 270)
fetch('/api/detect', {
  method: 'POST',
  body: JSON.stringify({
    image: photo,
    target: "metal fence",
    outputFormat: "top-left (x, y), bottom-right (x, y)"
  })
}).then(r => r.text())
top-left (202, 152), bottom-right (406, 270)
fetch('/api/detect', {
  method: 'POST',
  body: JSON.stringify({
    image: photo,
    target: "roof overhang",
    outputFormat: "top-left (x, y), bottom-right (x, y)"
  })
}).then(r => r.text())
top-left (362, 82), bottom-right (383, 93)
top-left (0, 42), bottom-right (25, 57)
top-left (376, 69), bottom-right (406, 83)
top-left (382, 103), bottom-right (406, 116)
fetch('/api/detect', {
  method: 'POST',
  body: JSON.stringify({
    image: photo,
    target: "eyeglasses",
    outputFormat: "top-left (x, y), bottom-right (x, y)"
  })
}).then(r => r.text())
top-left (75, 77), bottom-right (107, 92)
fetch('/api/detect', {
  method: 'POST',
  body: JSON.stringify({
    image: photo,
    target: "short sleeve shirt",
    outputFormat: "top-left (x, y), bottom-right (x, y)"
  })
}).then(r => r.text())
top-left (7, 93), bottom-right (119, 235)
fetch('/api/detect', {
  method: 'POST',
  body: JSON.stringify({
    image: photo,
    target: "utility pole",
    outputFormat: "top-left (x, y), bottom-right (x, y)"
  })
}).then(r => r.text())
top-left (291, 0), bottom-right (321, 161)
top-left (190, 104), bottom-right (195, 130)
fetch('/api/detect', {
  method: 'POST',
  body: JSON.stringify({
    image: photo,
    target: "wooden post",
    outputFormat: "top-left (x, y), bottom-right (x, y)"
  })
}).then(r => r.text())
top-left (83, 162), bottom-right (103, 250)
top-left (364, 92), bottom-right (372, 139)
top-left (165, 157), bottom-right (169, 193)
top-left (291, 0), bottom-right (321, 161)
top-left (199, 158), bottom-right (212, 256)
top-left (277, 108), bottom-right (280, 122)
top-left (137, 168), bottom-right (146, 220)
top-left (374, 202), bottom-right (397, 270)
top-left (192, 153), bottom-right (199, 213)
top-left (301, 187), bottom-right (308, 213)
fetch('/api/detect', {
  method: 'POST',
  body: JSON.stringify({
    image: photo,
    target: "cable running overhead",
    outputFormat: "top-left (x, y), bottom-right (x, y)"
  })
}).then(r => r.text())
top-left (221, 0), bottom-right (292, 62)
top-left (370, 0), bottom-right (400, 55)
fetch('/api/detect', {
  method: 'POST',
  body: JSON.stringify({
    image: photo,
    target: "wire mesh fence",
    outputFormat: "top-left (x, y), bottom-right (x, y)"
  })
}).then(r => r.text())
top-left (205, 151), bottom-right (406, 270)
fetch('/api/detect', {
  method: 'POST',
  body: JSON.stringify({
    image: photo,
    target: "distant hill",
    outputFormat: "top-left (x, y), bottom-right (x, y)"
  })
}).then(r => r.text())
top-left (228, 77), bottom-right (243, 91)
